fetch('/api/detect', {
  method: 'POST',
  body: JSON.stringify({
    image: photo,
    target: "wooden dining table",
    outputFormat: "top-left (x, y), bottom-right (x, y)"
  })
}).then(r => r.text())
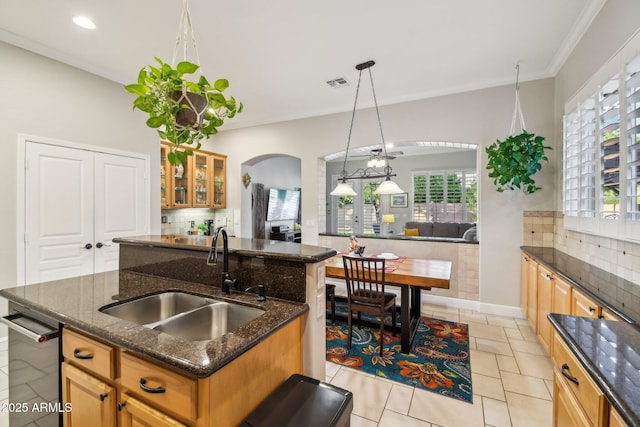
top-left (324, 254), bottom-right (452, 353)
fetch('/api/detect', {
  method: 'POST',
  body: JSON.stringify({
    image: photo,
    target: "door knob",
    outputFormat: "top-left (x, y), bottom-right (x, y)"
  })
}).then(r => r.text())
top-left (83, 243), bottom-right (93, 250)
top-left (96, 242), bottom-right (111, 249)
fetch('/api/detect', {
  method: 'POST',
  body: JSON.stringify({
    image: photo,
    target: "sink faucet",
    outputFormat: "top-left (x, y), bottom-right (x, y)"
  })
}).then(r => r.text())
top-left (208, 226), bottom-right (238, 294)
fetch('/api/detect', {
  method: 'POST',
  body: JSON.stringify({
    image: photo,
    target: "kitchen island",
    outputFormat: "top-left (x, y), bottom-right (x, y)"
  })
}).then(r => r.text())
top-left (0, 234), bottom-right (337, 426)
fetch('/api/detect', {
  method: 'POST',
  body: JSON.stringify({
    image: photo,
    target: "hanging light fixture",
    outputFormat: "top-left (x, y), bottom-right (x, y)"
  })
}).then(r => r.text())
top-left (330, 60), bottom-right (405, 196)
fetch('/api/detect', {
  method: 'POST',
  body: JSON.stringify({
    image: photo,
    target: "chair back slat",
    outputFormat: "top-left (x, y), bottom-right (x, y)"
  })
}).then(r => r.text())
top-left (342, 255), bottom-right (386, 305)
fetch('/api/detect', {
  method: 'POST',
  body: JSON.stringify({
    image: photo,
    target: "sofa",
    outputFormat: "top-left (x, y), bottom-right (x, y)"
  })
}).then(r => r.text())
top-left (403, 221), bottom-right (476, 240)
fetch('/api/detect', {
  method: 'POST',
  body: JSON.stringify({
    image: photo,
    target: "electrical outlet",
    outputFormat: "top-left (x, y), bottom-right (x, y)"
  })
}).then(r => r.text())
top-left (316, 294), bottom-right (325, 319)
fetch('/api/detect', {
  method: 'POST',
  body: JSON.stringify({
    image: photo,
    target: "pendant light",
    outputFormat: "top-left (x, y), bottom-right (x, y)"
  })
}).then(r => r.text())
top-left (330, 60), bottom-right (405, 196)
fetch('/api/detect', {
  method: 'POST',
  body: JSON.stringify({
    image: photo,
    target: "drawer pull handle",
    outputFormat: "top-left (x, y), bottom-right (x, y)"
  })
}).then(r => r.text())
top-left (589, 306), bottom-right (596, 313)
top-left (139, 378), bottom-right (166, 394)
top-left (73, 348), bottom-right (94, 360)
top-left (99, 393), bottom-right (108, 402)
top-left (561, 363), bottom-right (579, 385)
top-left (117, 402), bottom-right (126, 411)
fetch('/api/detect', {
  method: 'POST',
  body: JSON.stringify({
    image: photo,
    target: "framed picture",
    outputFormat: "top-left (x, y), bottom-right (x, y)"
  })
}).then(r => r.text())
top-left (390, 193), bottom-right (408, 208)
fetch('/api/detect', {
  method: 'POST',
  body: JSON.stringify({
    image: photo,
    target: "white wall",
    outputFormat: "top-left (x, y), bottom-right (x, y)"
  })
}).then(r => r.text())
top-left (201, 78), bottom-right (556, 308)
top-left (0, 42), bottom-right (161, 291)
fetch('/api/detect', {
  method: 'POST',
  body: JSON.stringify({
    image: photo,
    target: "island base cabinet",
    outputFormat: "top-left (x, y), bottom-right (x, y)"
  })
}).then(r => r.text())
top-left (62, 362), bottom-right (116, 426)
top-left (119, 393), bottom-right (186, 427)
top-left (553, 370), bottom-right (592, 427)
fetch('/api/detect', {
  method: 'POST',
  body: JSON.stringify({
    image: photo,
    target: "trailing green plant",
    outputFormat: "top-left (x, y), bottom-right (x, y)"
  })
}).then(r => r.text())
top-left (485, 130), bottom-right (551, 194)
top-left (125, 57), bottom-right (242, 165)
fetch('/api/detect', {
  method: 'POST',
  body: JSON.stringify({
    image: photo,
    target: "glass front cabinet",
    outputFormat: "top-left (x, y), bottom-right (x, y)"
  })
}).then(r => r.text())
top-left (160, 143), bottom-right (226, 209)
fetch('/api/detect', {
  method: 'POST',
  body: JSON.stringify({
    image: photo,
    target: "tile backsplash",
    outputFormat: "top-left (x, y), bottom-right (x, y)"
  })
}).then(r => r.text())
top-left (161, 208), bottom-right (236, 236)
top-left (524, 211), bottom-right (640, 286)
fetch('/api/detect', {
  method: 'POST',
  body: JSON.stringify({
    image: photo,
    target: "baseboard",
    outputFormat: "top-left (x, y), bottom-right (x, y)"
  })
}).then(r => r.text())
top-left (326, 279), bottom-right (525, 319)
top-left (422, 294), bottom-right (525, 319)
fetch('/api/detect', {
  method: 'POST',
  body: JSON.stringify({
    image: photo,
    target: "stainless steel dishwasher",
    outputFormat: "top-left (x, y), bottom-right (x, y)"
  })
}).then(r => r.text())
top-left (1, 301), bottom-right (62, 427)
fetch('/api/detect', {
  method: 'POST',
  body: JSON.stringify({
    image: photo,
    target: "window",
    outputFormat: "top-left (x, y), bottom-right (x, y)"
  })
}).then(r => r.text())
top-left (563, 45), bottom-right (640, 237)
top-left (331, 179), bottom-right (381, 235)
top-left (412, 170), bottom-right (477, 222)
top-left (626, 54), bottom-right (640, 220)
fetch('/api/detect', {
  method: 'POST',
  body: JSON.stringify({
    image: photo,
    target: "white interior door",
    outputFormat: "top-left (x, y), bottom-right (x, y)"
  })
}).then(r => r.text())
top-left (25, 143), bottom-right (95, 284)
top-left (94, 153), bottom-right (147, 273)
top-left (25, 141), bottom-right (149, 283)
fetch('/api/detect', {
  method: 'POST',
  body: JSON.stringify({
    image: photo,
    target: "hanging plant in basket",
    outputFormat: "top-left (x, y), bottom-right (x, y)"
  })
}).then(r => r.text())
top-left (125, 57), bottom-right (242, 165)
top-left (486, 64), bottom-right (551, 194)
top-left (486, 131), bottom-right (551, 193)
top-left (124, 0), bottom-right (242, 166)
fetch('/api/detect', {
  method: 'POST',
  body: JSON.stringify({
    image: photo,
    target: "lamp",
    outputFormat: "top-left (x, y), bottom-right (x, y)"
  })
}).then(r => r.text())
top-left (382, 214), bottom-right (395, 235)
top-left (330, 60), bottom-right (405, 196)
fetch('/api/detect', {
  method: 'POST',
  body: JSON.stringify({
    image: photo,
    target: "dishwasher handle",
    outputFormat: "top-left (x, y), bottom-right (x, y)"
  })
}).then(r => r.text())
top-left (0, 312), bottom-right (59, 343)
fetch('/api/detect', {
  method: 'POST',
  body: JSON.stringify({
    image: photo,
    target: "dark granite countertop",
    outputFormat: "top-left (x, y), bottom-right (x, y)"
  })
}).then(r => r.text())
top-left (521, 246), bottom-right (640, 323)
top-left (115, 235), bottom-right (337, 263)
top-left (549, 314), bottom-right (640, 427)
top-left (319, 233), bottom-right (478, 244)
top-left (0, 270), bottom-right (308, 378)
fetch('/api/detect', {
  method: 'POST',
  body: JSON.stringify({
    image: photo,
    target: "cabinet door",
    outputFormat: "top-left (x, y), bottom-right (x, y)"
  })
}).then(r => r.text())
top-left (160, 144), bottom-right (171, 209)
top-left (527, 258), bottom-right (539, 331)
top-left (212, 154), bottom-right (226, 208)
top-left (172, 154), bottom-right (191, 208)
top-left (572, 288), bottom-right (600, 318)
top-left (192, 152), bottom-right (212, 207)
top-left (553, 370), bottom-right (591, 427)
top-left (599, 307), bottom-right (621, 321)
top-left (609, 406), bottom-right (628, 427)
top-left (520, 253), bottom-right (530, 318)
top-left (62, 362), bottom-right (116, 427)
top-left (552, 276), bottom-right (572, 315)
top-left (119, 393), bottom-right (186, 427)
top-left (537, 265), bottom-right (553, 353)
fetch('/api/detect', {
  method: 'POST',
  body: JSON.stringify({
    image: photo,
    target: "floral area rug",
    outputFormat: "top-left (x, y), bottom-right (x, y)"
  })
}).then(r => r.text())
top-left (326, 306), bottom-right (473, 403)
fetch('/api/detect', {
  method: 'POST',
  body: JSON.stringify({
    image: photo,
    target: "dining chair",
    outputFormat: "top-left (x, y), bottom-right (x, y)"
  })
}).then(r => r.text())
top-left (326, 283), bottom-right (336, 323)
top-left (342, 255), bottom-right (397, 356)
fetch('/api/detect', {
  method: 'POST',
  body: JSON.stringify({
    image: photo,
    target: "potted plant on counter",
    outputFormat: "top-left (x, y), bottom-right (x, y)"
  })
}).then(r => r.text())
top-left (125, 57), bottom-right (242, 165)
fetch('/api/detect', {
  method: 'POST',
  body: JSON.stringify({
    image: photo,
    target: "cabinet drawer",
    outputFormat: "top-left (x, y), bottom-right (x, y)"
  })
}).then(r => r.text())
top-left (572, 288), bottom-right (600, 319)
top-left (120, 352), bottom-right (197, 423)
top-left (552, 334), bottom-right (607, 426)
top-left (553, 370), bottom-right (591, 427)
top-left (62, 327), bottom-right (116, 380)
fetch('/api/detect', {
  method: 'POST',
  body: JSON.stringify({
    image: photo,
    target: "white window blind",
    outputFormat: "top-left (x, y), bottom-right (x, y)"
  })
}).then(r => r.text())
top-left (599, 73), bottom-right (621, 219)
top-left (626, 53), bottom-right (640, 221)
top-left (412, 170), bottom-right (477, 223)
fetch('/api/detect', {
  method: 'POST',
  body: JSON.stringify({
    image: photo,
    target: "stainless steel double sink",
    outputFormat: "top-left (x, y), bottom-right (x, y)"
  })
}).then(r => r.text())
top-left (100, 291), bottom-right (264, 342)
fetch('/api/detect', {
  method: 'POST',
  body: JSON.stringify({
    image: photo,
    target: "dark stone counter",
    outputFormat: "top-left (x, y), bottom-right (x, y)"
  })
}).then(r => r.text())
top-left (549, 314), bottom-right (640, 427)
top-left (115, 235), bottom-right (337, 263)
top-left (0, 270), bottom-right (308, 378)
top-left (521, 246), bottom-right (640, 323)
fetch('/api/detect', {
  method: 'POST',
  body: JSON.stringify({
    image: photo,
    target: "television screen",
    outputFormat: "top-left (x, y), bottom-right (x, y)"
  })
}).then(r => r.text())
top-left (266, 188), bottom-right (300, 221)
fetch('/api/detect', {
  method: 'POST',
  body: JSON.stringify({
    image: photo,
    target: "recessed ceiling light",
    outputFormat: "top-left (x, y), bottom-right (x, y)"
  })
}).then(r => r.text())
top-left (73, 16), bottom-right (96, 30)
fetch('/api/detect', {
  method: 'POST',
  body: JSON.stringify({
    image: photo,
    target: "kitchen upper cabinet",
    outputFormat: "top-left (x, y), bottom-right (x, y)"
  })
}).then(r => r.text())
top-left (212, 154), bottom-right (226, 209)
top-left (161, 143), bottom-right (226, 209)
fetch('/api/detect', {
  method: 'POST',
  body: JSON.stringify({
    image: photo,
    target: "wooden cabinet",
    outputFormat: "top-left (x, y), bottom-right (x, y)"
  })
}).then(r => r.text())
top-left (599, 307), bottom-right (621, 321)
top-left (552, 334), bottom-right (608, 427)
top-left (551, 275), bottom-right (572, 316)
top-left (526, 256), bottom-right (539, 331)
top-left (120, 351), bottom-right (197, 423)
top-left (62, 314), bottom-right (303, 427)
top-left (119, 393), bottom-right (186, 427)
top-left (537, 264), bottom-right (553, 353)
top-left (609, 407), bottom-right (628, 427)
top-left (520, 253), bottom-right (531, 317)
top-left (161, 143), bottom-right (226, 209)
top-left (62, 362), bottom-right (116, 427)
top-left (212, 154), bottom-right (226, 208)
top-left (572, 288), bottom-right (600, 319)
top-left (553, 369), bottom-right (592, 427)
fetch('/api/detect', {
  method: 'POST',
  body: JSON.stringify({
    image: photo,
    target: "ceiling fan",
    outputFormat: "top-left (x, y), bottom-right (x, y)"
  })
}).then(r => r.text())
top-left (351, 148), bottom-right (404, 161)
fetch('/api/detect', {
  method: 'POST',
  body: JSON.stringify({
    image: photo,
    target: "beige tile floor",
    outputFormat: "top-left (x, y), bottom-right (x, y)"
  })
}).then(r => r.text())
top-left (326, 302), bottom-right (554, 427)
top-left (0, 303), bottom-right (553, 427)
